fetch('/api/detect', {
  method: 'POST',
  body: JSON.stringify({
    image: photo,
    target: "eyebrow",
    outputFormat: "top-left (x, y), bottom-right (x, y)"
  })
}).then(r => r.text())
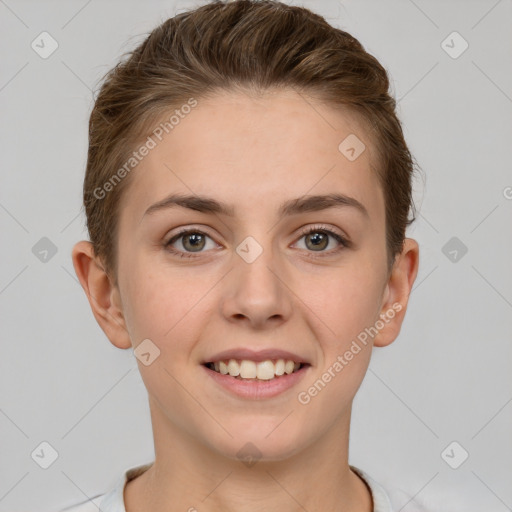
top-left (142, 192), bottom-right (369, 220)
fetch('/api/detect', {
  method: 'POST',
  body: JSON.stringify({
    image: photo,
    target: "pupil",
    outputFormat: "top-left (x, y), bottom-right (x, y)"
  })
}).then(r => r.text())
top-left (307, 232), bottom-right (327, 251)
top-left (184, 233), bottom-right (204, 251)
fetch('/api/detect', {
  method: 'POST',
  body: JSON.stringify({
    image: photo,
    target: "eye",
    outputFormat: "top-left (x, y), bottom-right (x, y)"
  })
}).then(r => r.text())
top-left (165, 228), bottom-right (218, 258)
top-left (294, 224), bottom-right (350, 256)
top-left (164, 224), bottom-right (350, 259)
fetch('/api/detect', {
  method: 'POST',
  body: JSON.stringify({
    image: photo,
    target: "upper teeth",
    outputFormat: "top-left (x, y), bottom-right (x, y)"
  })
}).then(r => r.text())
top-left (213, 359), bottom-right (301, 380)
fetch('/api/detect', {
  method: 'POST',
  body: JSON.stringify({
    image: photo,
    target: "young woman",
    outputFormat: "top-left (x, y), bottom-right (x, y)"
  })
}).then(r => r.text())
top-left (67, 1), bottom-right (419, 510)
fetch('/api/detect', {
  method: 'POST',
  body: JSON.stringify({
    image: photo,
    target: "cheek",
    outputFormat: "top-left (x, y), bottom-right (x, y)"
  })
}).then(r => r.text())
top-left (299, 261), bottom-right (385, 346)
top-left (121, 261), bottom-right (213, 351)
top-left (295, 268), bottom-right (380, 417)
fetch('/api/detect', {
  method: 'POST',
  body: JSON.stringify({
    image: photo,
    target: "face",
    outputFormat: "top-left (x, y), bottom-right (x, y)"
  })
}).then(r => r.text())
top-left (107, 88), bottom-right (400, 461)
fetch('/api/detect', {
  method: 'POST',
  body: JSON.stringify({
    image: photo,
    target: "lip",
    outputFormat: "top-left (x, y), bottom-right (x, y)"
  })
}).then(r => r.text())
top-left (202, 362), bottom-right (311, 399)
top-left (202, 347), bottom-right (310, 364)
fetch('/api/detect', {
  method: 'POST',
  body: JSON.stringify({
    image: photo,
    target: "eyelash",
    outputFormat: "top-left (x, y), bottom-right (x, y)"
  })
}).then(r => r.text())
top-left (164, 224), bottom-right (350, 260)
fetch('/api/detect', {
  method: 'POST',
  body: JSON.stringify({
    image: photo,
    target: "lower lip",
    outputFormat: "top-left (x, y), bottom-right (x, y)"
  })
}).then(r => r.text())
top-left (202, 364), bottom-right (310, 399)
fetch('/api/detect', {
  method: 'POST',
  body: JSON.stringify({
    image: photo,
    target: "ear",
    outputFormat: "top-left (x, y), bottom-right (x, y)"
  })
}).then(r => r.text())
top-left (71, 240), bottom-right (132, 349)
top-left (373, 238), bottom-right (419, 348)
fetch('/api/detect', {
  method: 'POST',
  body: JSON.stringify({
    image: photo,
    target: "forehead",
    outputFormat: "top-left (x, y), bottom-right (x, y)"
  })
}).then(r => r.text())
top-left (119, 88), bottom-right (383, 225)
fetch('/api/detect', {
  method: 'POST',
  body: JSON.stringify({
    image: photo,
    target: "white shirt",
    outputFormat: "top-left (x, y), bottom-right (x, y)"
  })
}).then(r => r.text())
top-left (59, 463), bottom-right (394, 512)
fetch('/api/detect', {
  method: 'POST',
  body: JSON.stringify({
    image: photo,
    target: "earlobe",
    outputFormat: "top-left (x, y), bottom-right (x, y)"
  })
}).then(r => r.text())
top-left (71, 241), bottom-right (132, 350)
top-left (373, 238), bottom-right (420, 348)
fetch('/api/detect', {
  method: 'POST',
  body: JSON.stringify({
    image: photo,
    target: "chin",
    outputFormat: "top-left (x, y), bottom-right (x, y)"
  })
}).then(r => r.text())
top-left (205, 423), bottom-right (306, 463)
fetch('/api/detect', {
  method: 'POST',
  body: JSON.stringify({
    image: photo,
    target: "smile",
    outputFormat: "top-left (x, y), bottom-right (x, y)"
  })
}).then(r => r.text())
top-left (202, 359), bottom-right (311, 400)
top-left (204, 359), bottom-right (307, 380)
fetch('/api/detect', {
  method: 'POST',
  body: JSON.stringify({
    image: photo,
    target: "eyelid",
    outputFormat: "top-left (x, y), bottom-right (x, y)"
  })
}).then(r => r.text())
top-left (291, 224), bottom-right (352, 259)
top-left (164, 225), bottom-right (221, 257)
top-left (164, 225), bottom-right (216, 244)
top-left (164, 223), bottom-right (351, 258)
top-left (294, 223), bottom-right (351, 247)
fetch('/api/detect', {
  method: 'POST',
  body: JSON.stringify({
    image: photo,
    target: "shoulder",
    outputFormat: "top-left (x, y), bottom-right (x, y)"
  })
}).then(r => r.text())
top-left (351, 465), bottom-right (394, 512)
top-left (350, 465), bottom-right (432, 512)
top-left (55, 462), bottom-right (153, 512)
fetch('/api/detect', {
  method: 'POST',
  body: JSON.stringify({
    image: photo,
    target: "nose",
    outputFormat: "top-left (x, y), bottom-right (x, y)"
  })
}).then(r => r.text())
top-left (221, 242), bottom-right (293, 329)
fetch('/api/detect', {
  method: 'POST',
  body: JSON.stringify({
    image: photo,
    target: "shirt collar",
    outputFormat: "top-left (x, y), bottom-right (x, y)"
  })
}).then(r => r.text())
top-left (97, 462), bottom-right (393, 512)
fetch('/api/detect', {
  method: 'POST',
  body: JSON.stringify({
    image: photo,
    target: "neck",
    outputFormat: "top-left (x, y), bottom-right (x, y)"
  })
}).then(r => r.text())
top-left (124, 399), bottom-right (373, 512)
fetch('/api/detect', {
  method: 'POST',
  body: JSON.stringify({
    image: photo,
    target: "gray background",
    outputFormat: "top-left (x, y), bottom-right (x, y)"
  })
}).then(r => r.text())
top-left (1, 0), bottom-right (511, 511)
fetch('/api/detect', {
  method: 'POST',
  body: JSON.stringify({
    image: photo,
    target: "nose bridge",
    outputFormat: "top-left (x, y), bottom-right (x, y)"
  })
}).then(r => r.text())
top-left (222, 233), bottom-right (292, 326)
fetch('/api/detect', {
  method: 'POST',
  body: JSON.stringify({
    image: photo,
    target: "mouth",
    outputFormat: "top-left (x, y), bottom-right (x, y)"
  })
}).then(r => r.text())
top-left (202, 359), bottom-right (310, 381)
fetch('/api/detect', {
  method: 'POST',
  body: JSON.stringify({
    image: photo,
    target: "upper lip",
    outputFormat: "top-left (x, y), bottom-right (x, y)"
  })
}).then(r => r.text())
top-left (202, 348), bottom-right (310, 364)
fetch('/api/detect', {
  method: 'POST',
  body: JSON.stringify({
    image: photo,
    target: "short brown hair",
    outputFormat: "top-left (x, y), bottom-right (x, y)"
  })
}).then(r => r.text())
top-left (84, 0), bottom-right (417, 283)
